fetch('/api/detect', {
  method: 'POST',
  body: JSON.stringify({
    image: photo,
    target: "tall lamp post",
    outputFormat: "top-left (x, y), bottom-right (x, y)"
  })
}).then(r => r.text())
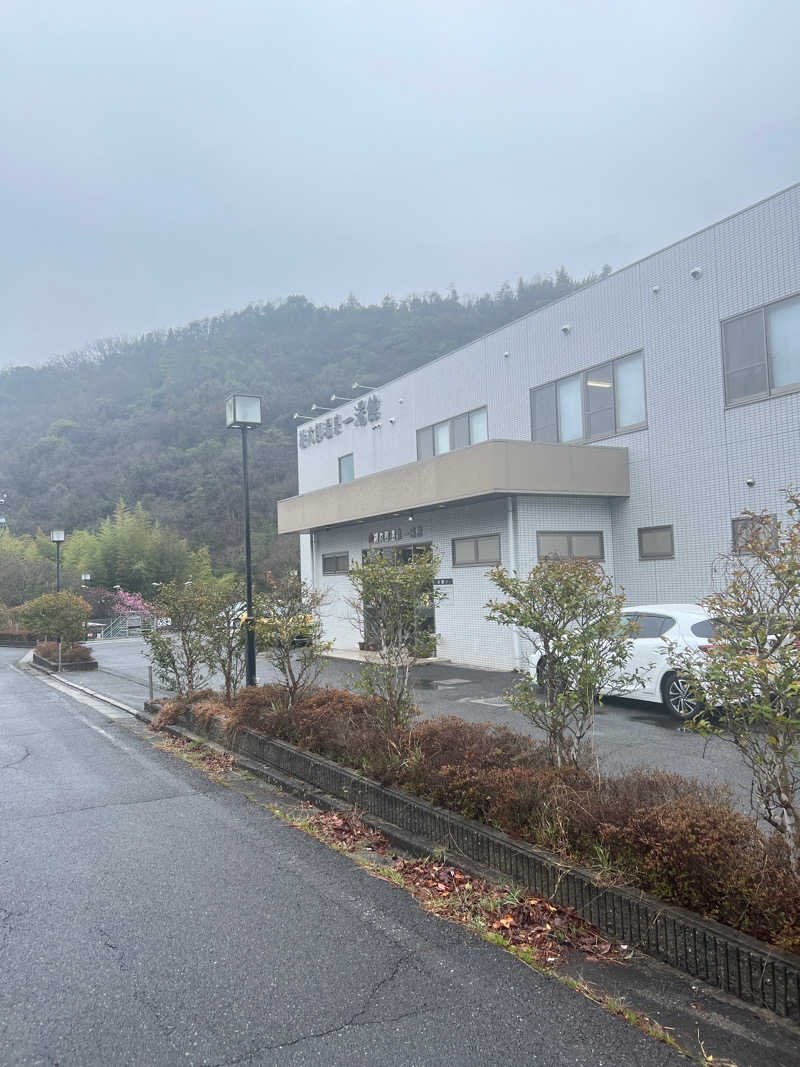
top-left (50, 529), bottom-right (65, 592)
top-left (225, 394), bottom-right (262, 687)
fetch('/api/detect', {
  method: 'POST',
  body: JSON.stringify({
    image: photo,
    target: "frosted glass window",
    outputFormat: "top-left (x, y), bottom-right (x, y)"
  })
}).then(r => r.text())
top-left (531, 383), bottom-right (558, 442)
top-left (722, 310), bottom-right (768, 403)
top-left (476, 535), bottom-right (501, 563)
top-left (452, 534), bottom-right (501, 566)
top-left (434, 421), bottom-right (451, 454)
top-left (453, 413), bottom-right (469, 449)
top-left (537, 532), bottom-right (570, 559)
top-left (614, 352), bottom-right (646, 429)
top-left (557, 376), bottom-right (582, 442)
top-left (768, 297), bottom-right (800, 390)
top-left (570, 532), bottom-right (604, 560)
top-left (338, 453), bottom-right (354, 484)
top-left (584, 362), bottom-right (615, 439)
top-left (469, 407), bottom-right (488, 444)
top-left (638, 525), bottom-right (674, 560)
top-left (416, 426), bottom-right (434, 461)
top-left (538, 531), bottom-right (604, 560)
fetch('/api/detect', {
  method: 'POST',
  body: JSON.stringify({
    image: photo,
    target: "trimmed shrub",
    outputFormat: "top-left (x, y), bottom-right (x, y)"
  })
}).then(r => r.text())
top-left (154, 685), bottom-right (800, 949)
top-left (35, 641), bottom-right (94, 664)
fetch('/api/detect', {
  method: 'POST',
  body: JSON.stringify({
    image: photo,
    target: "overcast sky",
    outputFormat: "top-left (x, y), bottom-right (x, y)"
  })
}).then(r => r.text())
top-left (2, 0), bottom-right (799, 367)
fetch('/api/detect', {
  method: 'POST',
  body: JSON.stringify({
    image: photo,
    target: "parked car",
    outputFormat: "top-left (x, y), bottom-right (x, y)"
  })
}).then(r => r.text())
top-left (534, 603), bottom-right (716, 718)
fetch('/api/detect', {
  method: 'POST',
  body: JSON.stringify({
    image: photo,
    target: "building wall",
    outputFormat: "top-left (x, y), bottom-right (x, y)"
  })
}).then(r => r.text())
top-left (310, 493), bottom-right (616, 669)
top-left (294, 185), bottom-right (800, 662)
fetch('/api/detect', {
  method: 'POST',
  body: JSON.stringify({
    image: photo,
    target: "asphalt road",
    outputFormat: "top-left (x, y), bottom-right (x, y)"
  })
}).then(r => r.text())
top-left (88, 638), bottom-right (753, 812)
top-left (0, 646), bottom-right (685, 1066)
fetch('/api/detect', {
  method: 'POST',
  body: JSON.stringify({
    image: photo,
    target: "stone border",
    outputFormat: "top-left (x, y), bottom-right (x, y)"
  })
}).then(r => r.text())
top-left (146, 701), bottom-right (800, 1022)
top-left (32, 652), bottom-right (99, 672)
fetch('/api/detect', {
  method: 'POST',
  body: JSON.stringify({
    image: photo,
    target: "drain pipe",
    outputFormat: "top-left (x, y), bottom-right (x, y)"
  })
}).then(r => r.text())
top-left (506, 495), bottom-right (522, 670)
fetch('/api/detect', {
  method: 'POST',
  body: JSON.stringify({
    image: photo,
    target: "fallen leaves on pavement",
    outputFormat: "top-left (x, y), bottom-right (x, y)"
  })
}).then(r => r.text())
top-left (302, 810), bottom-right (621, 967)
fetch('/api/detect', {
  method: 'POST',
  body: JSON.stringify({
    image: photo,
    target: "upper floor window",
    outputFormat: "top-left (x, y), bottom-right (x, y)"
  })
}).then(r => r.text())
top-left (338, 453), bottom-right (354, 484)
top-left (417, 405), bottom-right (488, 460)
top-left (723, 294), bottom-right (800, 405)
top-left (531, 351), bottom-right (645, 444)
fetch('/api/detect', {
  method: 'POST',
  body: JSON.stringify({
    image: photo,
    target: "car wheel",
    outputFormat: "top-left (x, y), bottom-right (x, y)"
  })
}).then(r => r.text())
top-left (660, 671), bottom-right (699, 719)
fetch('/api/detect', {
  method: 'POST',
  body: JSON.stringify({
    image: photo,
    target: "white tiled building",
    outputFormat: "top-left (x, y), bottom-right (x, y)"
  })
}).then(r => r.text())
top-left (278, 184), bottom-right (800, 670)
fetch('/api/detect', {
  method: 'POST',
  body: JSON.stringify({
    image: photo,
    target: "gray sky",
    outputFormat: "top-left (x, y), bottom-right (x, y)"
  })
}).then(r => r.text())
top-left (2, 0), bottom-right (799, 367)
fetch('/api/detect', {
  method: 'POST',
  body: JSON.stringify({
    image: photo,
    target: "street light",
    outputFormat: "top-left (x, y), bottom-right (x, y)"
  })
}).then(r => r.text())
top-left (81, 572), bottom-right (91, 588)
top-left (226, 393), bottom-right (262, 687)
top-left (50, 529), bottom-right (65, 592)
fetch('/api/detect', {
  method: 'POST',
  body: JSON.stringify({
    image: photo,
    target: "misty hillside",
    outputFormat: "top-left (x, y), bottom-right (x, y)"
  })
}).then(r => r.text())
top-left (0, 270), bottom-right (601, 572)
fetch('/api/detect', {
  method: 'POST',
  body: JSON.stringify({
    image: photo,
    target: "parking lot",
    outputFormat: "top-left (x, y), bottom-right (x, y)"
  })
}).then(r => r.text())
top-left (78, 637), bottom-right (754, 812)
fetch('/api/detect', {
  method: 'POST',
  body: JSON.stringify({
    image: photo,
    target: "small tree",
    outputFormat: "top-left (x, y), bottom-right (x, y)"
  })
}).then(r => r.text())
top-left (20, 592), bottom-right (92, 645)
top-left (142, 580), bottom-right (209, 694)
top-left (668, 494), bottom-right (800, 867)
top-left (253, 570), bottom-right (330, 708)
top-left (198, 577), bottom-right (248, 705)
top-left (348, 547), bottom-right (444, 733)
top-left (486, 559), bottom-right (639, 768)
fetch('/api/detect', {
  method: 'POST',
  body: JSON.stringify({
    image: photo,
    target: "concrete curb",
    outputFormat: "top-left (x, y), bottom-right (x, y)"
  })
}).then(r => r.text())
top-left (146, 699), bottom-right (800, 1023)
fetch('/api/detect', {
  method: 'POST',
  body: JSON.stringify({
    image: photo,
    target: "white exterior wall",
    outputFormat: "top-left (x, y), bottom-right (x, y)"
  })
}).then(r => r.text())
top-left (292, 184), bottom-right (800, 667)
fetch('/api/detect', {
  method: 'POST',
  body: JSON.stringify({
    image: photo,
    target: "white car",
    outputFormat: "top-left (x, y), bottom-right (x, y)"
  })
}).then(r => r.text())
top-left (535, 603), bottom-right (716, 719)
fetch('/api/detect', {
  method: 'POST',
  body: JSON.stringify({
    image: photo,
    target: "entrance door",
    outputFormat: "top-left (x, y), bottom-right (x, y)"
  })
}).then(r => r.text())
top-left (361, 543), bottom-right (435, 653)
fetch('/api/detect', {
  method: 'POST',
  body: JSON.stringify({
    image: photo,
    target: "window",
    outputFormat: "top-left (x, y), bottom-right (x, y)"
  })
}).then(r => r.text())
top-left (732, 514), bottom-right (777, 554)
top-left (434, 419), bottom-right (451, 454)
top-left (322, 552), bottom-right (349, 575)
top-left (417, 406), bottom-right (488, 460)
top-left (690, 619), bottom-right (721, 639)
top-left (530, 382), bottom-right (557, 442)
top-left (623, 613), bottom-right (675, 638)
top-left (338, 453), bottom-right (354, 484)
top-left (638, 525), bottom-right (674, 560)
top-left (531, 351), bottom-right (645, 444)
top-left (452, 533), bottom-right (501, 567)
top-left (557, 376), bottom-right (583, 442)
top-left (469, 406), bottom-right (488, 444)
top-left (723, 294), bottom-right (800, 405)
top-left (536, 530), bottom-right (604, 561)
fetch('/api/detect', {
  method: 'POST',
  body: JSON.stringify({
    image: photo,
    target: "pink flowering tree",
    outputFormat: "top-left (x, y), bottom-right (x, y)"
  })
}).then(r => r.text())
top-left (112, 588), bottom-right (155, 618)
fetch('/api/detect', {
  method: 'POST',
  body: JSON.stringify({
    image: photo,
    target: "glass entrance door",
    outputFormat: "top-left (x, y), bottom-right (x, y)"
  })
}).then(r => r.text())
top-left (361, 543), bottom-right (435, 654)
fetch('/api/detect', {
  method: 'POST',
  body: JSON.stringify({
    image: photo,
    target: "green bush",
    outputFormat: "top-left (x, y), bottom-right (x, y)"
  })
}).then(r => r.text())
top-left (20, 592), bottom-right (91, 643)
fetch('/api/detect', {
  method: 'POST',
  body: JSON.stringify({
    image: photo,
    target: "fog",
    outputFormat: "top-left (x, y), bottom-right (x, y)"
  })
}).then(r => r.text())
top-left (2, 0), bottom-right (799, 366)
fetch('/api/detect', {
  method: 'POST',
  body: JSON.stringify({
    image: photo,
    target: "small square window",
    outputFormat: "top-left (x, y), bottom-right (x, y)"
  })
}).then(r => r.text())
top-left (638, 525), bottom-right (674, 560)
top-left (322, 552), bottom-right (349, 575)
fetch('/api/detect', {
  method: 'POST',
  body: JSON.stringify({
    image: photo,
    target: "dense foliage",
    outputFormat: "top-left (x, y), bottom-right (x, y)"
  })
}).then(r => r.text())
top-left (0, 271), bottom-right (594, 573)
top-left (0, 502), bottom-right (211, 604)
top-left (669, 490), bottom-right (800, 868)
top-left (20, 591), bottom-right (92, 643)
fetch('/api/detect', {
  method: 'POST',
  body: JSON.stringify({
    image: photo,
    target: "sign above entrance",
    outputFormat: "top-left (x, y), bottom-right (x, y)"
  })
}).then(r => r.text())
top-left (298, 395), bottom-right (381, 448)
top-left (368, 525), bottom-right (423, 545)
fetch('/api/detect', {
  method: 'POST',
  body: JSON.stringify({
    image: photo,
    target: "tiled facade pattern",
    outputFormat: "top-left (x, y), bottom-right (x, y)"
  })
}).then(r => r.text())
top-left (293, 184), bottom-right (800, 669)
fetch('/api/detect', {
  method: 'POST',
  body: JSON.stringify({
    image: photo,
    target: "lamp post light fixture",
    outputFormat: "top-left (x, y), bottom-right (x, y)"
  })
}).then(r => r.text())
top-left (226, 393), bottom-right (262, 687)
top-left (81, 572), bottom-right (91, 588)
top-left (0, 516), bottom-right (6, 534)
top-left (50, 529), bottom-right (65, 592)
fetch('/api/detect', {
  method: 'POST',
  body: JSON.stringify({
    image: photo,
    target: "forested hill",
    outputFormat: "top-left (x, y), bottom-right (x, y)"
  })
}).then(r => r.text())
top-left (0, 268), bottom-right (604, 572)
